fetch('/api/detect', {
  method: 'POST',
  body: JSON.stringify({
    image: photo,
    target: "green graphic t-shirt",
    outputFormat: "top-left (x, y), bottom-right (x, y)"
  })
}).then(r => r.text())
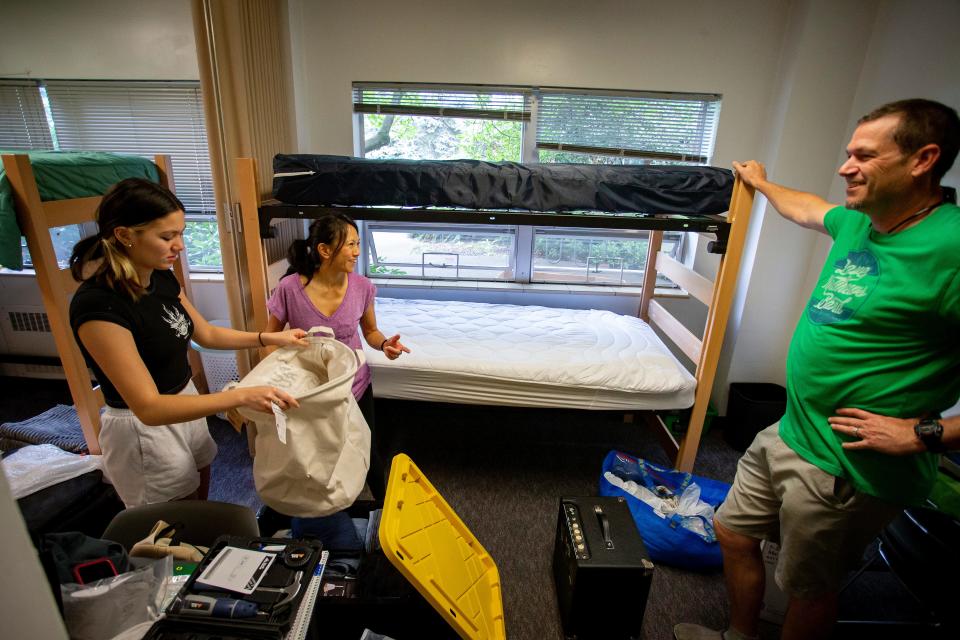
top-left (779, 203), bottom-right (960, 505)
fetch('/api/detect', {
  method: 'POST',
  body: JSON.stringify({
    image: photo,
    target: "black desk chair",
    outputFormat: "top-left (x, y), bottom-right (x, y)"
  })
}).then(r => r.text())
top-left (838, 507), bottom-right (960, 638)
top-left (102, 500), bottom-right (260, 551)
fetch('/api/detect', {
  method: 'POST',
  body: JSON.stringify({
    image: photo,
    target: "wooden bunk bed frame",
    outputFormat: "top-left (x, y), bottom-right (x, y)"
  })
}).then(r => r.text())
top-left (1, 153), bottom-right (206, 455)
top-left (235, 156), bottom-right (753, 472)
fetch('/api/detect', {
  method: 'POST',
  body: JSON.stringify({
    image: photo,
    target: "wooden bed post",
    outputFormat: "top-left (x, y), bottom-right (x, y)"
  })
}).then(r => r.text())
top-left (3, 154), bottom-right (104, 454)
top-left (155, 154), bottom-right (209, 394)
top-left (638, 230), bottom-right (663, 322)
top-left (674, 178), bottom-right (754, 471)
top-left (236, 157), bottom-right (271, 360)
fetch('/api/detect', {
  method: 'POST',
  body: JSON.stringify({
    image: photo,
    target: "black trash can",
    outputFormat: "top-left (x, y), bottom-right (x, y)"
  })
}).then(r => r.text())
top-left (724, 383), bottom-right (787, 451)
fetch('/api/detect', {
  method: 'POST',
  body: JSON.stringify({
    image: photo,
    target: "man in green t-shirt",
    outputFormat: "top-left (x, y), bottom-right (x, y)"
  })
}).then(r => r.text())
top-left (676, 99), bottom-right (960, 640)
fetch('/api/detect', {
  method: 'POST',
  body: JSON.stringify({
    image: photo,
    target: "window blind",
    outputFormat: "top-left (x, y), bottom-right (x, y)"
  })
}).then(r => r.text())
top-left (353, 82), bottom-right (529, 121)
top-left (536, 89), bottom-right (721, 163)
top-left (44, 80), bottom-right (215, 213)
top-left (0, 80), bottom-right (54, 150)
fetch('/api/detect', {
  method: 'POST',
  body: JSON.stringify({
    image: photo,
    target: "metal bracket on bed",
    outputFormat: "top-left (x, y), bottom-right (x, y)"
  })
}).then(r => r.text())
top-left (257, 202), bottom-right (732, 253)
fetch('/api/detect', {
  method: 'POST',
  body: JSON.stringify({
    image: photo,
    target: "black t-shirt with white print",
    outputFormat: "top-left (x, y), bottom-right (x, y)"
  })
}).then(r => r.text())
top-left (70, 268), bottom-right (194, 408)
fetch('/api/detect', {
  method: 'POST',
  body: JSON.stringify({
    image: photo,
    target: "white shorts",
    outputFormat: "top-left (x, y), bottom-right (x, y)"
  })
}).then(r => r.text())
top-left (99, 380), bottom-right (218, 507)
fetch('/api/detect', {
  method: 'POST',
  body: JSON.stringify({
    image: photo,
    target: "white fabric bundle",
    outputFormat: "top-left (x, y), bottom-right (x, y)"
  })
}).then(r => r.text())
top-left (228, 326), bottom-right (370, 517)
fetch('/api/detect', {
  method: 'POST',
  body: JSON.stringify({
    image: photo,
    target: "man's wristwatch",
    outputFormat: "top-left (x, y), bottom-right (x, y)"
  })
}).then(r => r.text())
top-left (914, 418), bottom-right (947, 453)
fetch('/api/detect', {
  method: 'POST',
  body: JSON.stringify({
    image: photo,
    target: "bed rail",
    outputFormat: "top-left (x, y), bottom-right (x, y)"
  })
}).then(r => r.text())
top-left (256, 202), bottom-right (732, 253)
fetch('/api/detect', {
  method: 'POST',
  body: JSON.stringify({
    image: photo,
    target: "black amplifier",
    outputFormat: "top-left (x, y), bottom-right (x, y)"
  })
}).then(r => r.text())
top-left (553, 496), bottom-right (654, 640)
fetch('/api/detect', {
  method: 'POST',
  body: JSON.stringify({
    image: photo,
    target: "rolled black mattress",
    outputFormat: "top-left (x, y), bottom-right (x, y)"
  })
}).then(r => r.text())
top-left (273, 154), bottom-right (733, 215)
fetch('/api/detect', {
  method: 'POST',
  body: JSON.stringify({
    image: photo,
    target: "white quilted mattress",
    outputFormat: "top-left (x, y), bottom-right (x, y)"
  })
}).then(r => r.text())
top-left (363, 297), bottom-right (696, 410)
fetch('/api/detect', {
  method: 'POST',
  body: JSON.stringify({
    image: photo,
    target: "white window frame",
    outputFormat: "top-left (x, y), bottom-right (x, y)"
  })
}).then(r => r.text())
top-left (364, 222), bottom-right (518, 281)
top-left (2, 78), bottom-right (220, 273)
top-left (353, 82), bottom-right (720, 287)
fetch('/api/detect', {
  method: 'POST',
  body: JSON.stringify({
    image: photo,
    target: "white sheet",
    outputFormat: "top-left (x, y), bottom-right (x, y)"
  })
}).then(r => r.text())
top-left (364, 297), bottom-right (696, 410)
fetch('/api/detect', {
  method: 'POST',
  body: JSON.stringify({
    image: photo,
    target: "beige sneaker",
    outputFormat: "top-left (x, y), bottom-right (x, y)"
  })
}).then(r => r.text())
top-left (673, 624), bottom-right (724, 640)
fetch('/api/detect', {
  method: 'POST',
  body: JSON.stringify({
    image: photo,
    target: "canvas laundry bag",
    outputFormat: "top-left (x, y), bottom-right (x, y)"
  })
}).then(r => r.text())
top-left (226, 326), bottom-right (370, 517)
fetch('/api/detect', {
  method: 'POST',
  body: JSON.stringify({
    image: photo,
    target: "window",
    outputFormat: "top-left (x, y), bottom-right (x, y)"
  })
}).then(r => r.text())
top-left (0, 80), bottom-right (53, 150)
top-left (354, 84), bottom-right (526, 161)
top-left (366, 223), bottom-right (516, 280)
top-left (535, 90), bottom-right (720, 164)
top-left (532, 229), bottom-right (683, 286)
top-left (1, 79), bottom-right (220, 272)
top-left (353, 83), bottom-right (719, 287)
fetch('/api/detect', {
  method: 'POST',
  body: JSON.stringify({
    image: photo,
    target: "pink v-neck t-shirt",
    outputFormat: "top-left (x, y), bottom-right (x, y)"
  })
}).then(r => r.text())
top-left (267, 271), bottom-right (376, 399)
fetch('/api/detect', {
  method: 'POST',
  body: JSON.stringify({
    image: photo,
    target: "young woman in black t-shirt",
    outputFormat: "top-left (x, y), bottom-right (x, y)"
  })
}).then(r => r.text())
top-left (69, 178), bottom-right (308, 507)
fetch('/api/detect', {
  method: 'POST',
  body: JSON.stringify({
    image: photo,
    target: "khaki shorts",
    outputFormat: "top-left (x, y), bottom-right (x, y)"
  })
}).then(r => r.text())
top-left (716, 423), bottom-right (902, 598)
top-left (99, 380), bottom-right (218, 507)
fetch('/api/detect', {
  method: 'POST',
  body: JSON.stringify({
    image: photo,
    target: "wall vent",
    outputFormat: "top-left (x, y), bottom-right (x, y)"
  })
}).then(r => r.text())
top-left (8, 311), bottom-right (51, 332)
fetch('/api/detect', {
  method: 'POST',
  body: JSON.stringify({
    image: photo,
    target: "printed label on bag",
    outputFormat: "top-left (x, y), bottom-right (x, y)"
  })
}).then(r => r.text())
top-left (272, 403), bottom-right (287, 444)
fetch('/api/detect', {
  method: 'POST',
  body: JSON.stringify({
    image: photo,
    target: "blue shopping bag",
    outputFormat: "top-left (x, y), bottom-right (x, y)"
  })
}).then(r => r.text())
top-left (599, 450), bottom-right (730, 571)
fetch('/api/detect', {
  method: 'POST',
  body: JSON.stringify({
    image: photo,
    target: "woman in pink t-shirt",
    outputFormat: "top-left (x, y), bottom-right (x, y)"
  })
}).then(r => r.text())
top-left (264, 213), bottom-right (409, 499)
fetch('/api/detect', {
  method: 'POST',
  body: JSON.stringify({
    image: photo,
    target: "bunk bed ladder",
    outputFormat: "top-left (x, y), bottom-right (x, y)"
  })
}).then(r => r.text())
top-left (3, 154), bottom-right (207, 454)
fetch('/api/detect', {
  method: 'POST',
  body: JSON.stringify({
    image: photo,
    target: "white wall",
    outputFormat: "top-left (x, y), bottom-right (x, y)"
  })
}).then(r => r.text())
top-left (803, 0), bottom-right (960, 298)
top-left (0, 0), bottom-right (198, 80)
top-left (289, 0), bottom-right (790, 168)
top-left (714, 0), bottom-right (879, 409)
top-left (717, 0), bottom-right (960, 412)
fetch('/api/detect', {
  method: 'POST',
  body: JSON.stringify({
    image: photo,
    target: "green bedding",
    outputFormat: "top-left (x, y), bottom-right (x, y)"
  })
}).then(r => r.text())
top-left (0, 150), bottom-right (159, 270)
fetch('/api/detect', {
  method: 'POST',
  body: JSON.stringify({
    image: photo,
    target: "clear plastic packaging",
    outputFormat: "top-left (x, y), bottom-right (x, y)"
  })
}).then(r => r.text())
top-left (1, 443), bottom-right (102, 499)
top-left (603, 471), bottom-right (716, 542)
top-left (61, 555), bottom-right (171, 640)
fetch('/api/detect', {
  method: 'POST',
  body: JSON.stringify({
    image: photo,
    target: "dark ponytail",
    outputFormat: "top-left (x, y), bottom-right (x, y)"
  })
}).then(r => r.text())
top-left (284, 213), bottom-right (358, 284)
top-left (70, 178), bottom-right (184, 300)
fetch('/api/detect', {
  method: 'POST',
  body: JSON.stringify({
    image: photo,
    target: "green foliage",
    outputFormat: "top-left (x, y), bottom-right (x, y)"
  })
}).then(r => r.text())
top-left (368, 263), bottom-right (406, 275)
top-left (460, 120), bottom-right (522, 161)
top-left (364, 114), bottom-right (521, 162)
top-left (183, 220), bottom-right (223, 269)
top-left (534, 236), bottom-right (649, 270)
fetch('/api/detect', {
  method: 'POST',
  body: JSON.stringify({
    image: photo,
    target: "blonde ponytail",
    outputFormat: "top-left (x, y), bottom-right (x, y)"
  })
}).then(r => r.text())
top-left (99, 235), bottom-right (147, 300)
top-left (70, 234), bottom-right (147, 300)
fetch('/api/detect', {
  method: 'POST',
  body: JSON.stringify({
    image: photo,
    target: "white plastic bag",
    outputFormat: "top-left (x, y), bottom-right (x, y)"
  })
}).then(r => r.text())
top-left (228, 326), bottom-right (370, 517)
top-left (603, 471), bottom-right (716, 541)
top-left (1, 444), bottom-right (102, 499)
top-left (61, 555), bottom-right (170, 640)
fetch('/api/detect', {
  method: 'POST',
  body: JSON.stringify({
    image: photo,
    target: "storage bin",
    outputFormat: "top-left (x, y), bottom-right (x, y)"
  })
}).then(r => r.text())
top-left (189, 319), bottom-right (238, 394)
top-left (723, 383), bottom-right (786, 451)
top-left (258, 454), bottom-right (507, 640)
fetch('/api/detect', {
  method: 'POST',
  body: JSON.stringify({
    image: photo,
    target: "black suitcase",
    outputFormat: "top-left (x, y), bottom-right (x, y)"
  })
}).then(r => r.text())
top-left (553, 496), bottom-right (654, 640)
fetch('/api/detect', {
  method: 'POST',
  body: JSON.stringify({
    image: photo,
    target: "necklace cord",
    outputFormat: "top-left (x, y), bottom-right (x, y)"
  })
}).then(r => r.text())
top-left (884, 201), bottom-right (941, 234)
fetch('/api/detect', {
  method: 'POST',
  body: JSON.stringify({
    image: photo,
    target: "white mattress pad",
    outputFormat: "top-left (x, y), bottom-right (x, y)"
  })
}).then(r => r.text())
top-left (363, 297), bottom-right (696, 410)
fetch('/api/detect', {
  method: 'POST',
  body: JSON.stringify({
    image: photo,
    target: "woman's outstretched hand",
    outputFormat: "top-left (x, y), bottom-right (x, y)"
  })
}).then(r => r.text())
top-left (382, 334), bottom-right (411, 360)
top-left (264, 328), bottom-right (310, 348)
